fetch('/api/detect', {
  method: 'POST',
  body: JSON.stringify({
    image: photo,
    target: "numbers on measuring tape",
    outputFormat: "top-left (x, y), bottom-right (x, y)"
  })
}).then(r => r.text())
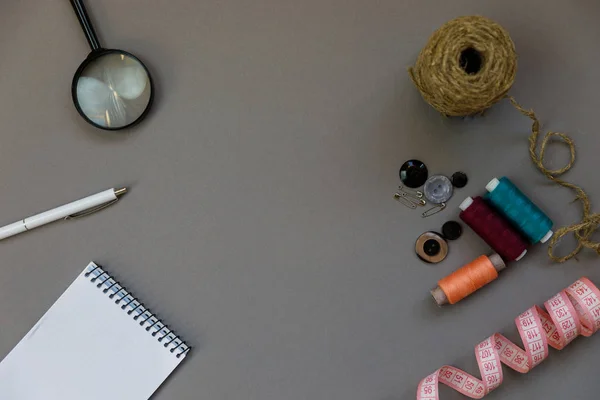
top-left (513, 354), bottom-right (525, 365)
top-left (562, 320), bottom-right (574, 330)
top-left (529, 341), bottom-right (543, 353)
top-left (556, 308), bottom-right (568, 318)
top-left (533, 353), bottom-right (545, 363)
top-left (521, 317), bottom-right (535, 327)
top-left (417, 278), bottom-right (600, 399)
top-left (585, 297), bottom-right (598, 307)
top-left (464, 380), bottom-right (475, 391)
top-left (526, 329), bottom-right (540, 340)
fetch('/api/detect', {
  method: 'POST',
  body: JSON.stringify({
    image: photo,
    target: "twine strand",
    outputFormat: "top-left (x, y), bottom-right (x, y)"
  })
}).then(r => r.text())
top-left (508, 96), bottom-right (600, 262)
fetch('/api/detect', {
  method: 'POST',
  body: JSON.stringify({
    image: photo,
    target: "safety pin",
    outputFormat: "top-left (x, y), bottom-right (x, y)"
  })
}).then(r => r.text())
top-left (410, 196), bottom-right (427, 207)
top-left (397, 187), bottom-right (426, 206)
top-left (393, 192), bottom-right (417, 209)
top-left (422, 202), bottom-right (446, 218)
top-left (398, 185), bottom-right (424, 199)
top-left (394, 192), bottom-right (426, 208)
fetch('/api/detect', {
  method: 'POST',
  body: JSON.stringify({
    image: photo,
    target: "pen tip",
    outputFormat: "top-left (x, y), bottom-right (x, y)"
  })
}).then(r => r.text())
top-left (115, 188), bottom-right (128, 197)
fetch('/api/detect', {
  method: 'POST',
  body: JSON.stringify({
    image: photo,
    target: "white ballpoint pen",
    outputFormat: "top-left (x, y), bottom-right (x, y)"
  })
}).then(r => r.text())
top-left (0, 187), bottom-right (127, 241)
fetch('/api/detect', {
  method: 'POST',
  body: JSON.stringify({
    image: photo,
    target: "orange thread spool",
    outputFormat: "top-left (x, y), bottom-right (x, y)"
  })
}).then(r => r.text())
top-left (431, 254), bottom-right (506, 306)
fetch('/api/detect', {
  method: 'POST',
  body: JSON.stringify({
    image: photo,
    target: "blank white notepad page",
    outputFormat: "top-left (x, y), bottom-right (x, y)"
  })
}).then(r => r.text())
top-left (0, 263), bottom-right (189, 400)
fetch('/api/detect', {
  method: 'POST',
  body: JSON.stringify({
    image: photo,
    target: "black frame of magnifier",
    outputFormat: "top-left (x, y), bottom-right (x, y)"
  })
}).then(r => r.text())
top-left (70, 0), bottom-right (154, 131)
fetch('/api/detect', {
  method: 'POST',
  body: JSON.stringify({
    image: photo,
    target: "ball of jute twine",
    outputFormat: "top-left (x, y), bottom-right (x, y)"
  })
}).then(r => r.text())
top-left (409, 16), bottom-right (517, 116)
top-left (409, 15), bottom-right (600, 263)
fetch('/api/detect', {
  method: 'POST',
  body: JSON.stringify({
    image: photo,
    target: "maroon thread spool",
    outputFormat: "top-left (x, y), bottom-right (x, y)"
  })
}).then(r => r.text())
top-left (459, 196), bottom-right (528, 262)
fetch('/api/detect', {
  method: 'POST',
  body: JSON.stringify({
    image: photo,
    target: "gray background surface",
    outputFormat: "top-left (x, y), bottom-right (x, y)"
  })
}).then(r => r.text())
top-left (1, 1), bottom-right (600, 399)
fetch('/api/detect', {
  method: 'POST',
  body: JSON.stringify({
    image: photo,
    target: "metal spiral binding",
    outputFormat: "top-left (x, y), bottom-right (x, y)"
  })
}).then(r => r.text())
top-left (84, 263), bottom-right (191, 358)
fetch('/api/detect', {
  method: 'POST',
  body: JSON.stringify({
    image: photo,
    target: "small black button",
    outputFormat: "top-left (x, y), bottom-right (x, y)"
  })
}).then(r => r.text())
top-left (442, 221), bottom-right (463, 240)
top-left (399, 160), bottom-right (428, 188)
top-left (423, 239), bottom-right (441, 256)
top-left (451, 172), bottom-right (468, 188)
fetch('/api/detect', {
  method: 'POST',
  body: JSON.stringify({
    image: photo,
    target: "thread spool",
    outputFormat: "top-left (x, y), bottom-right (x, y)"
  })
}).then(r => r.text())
top-left (485, 177), bottom-right (553, 244)
top-left (408, 15), bottom-right (600, 262)
top-left (459, 196), bottom-right (528, 262)
top-left (431, 254), bottom-right (505, 306)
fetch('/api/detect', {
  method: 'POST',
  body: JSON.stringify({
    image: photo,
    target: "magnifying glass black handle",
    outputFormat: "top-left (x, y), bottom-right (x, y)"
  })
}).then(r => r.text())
top-left (70, 0), bottom-right (101, 52)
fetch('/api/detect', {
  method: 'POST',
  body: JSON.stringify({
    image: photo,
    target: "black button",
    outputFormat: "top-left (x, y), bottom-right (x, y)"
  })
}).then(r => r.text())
top-left (442, 221), bottom-right (462, 240)
top-left (423, 239), bottom-right (441, 256)
top-left (399, 160), bottom-right (428, 188)
top-left (451, 172), bottom-right (468, 188)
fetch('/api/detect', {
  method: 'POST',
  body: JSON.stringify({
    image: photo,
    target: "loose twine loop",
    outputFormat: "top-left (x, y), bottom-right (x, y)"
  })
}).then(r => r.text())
top-left (408, 15), bottom-right (600, 262)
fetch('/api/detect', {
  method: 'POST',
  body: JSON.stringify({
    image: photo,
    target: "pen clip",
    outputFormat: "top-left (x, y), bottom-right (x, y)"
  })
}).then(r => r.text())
top-left (65, 198), bottom-right (120, 220)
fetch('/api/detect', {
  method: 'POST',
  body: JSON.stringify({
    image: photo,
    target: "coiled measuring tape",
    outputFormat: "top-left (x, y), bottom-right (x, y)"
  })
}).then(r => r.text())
top-left (417, 277), bottom-right (600, 399)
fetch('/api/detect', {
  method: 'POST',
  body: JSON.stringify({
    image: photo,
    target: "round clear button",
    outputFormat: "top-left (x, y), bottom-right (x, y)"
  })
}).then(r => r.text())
top-left (424, 175), bottom-right (453, 204)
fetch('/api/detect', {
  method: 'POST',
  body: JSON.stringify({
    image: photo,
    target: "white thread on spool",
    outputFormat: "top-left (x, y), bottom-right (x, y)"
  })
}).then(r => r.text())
top-left (541, 230), bottom-right (554, 243)
top-left (485, 178), bottom-right (500, 192)
top-left (459, 196), bottom-right (474, 211)
top-left (516, 249), bottom-right (527, 261)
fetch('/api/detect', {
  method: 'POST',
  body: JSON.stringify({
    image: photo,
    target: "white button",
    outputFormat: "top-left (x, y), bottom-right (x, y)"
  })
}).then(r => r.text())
top-left (424, 175), bottom-right (453, 204)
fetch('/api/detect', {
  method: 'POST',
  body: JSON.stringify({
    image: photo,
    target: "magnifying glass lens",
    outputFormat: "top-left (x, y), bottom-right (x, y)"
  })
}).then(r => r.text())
top-left (74, 52), bottom-right (152, 129)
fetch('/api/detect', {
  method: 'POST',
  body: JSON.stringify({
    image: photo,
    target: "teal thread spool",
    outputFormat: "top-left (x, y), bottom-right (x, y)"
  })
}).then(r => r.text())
top-left (485, 177), bottom-right (553, 244)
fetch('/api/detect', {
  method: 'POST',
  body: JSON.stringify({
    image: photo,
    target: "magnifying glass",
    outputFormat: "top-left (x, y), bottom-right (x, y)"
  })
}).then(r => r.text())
top-left (70, 0), bottom-right (154, 130)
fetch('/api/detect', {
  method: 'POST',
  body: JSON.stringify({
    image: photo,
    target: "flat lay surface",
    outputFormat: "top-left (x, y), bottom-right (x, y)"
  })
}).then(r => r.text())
top-left (1, 1), bottom-right (600, 399)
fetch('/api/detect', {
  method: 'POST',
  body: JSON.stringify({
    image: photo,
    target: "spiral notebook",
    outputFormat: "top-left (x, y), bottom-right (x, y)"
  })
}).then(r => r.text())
top-left (0, 262), bottom-right (190, 400)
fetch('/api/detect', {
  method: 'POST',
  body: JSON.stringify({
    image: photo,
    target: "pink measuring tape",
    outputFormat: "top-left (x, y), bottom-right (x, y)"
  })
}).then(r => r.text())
top-left (417, 277), bottom-right (600, 399)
